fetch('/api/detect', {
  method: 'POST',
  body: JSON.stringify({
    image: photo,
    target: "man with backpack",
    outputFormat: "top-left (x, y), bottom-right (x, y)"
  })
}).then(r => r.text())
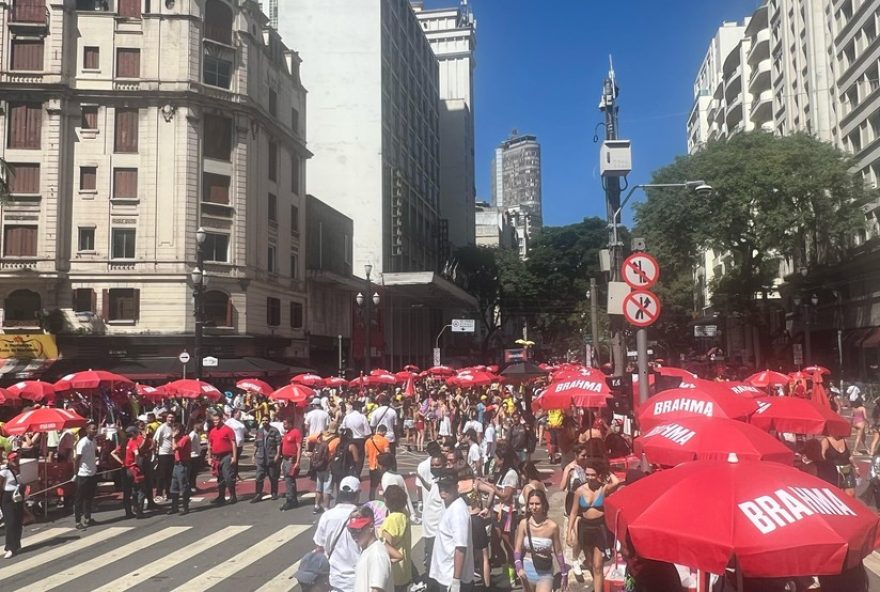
top-left (313, 475), bottom-right (363, 592)
top-left (310, 430), bottom-right (334, 515)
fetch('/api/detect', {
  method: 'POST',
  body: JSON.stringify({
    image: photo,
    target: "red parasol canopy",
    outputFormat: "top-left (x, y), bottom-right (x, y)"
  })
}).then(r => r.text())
top-left (427, 365), bottom-right (455, 376)
top-left (4, 407), bottom-right (88, 435)
top-left (654, 366), bottom-right (698, 380)
top-left (135, 384), bottom-right (168, 401)
top-left (324, 376), bottom-right (348, 388)
top-left (404, 377), bottom-right (416, 397)
top-left (236, 378), bottom-right (274, 396)
top-left (291, 373), bottom-right (325, 388)
top-left (269, 383), bottom-right (314, 406)
top-left (550, 367), bottom-right (606, 383)
top-left (394, 371), bottom-right (416, 383)
top-left (164, 379), bottom-right (223, 401)
top-left (804, 365), bottom-right (831, 375)
top-left (605, 457), bottom-right (880, 576)
top-left (634, 417), bottom-right (795, 466)
top-left (487, 365), bottom-right (499, 374)
top-left (745, 370), bottom-right (790, 388)
top-left (54, 370), bottom-right (134, 392)
top-left (638, 387), bottom-right (758, 430)
top-left (368, 373), bottom-right (397, 386)
top-left (0, 388), bottom-right (15, 406)
top-left (449, 371), bottom-right (497, 388)
top-left (7, 380), bottom-right (54, 403)
top-left (750, 396), bottom-right (850, 437)
top-left (533, 377), bottom-right (611, 410)
top-left (369, 368), bottom-right (391, 376)
top-left (679, 379), bottom-right (766, 400)
top-left (403, 364), bottom-right (421, 373)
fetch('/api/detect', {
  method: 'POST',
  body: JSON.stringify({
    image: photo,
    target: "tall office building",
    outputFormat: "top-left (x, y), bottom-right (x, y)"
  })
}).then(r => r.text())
top-left (413, 0), bottom-right (477, 250)
top-left (490, 131), bottom-right (542, 258)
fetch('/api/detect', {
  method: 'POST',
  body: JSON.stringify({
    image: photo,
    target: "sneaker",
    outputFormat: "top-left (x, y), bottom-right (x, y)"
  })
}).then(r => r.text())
top-left (312, 506), bottom-right (320, 514)
top-left (154, 496), bottom-right (165, 503)
top-left (75, 522), bottom-right (87, 531)
top-left (571, 562), bottom-right (583, 577)
top-left (3, 550), bottom-right (13, 559)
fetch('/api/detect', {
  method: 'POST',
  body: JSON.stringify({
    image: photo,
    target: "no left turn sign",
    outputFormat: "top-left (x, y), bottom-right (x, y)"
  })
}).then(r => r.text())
top-left (622, 253), bottom-right (660, 289)
top-left (623, 289), bottom-right (662, 328)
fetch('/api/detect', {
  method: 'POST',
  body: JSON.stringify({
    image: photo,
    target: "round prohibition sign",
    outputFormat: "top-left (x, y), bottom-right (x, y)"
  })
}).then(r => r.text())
top-left (622, 252), bottom-right (660, 289)
top-left (623, 289), bottom-right (662, 328)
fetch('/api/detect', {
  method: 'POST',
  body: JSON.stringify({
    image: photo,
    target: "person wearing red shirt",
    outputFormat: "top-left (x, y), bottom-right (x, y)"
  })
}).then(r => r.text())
top-left (207, 412), bottom-right (238, 505)
top-left (110, 425), bottom-right (144, 518)
top-left (168, 422), bottom-right (193, 515)
top-left (280, 418), bottom-right (302, 511)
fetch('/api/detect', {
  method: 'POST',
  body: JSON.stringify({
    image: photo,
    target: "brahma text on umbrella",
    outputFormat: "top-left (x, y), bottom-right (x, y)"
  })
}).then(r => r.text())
top-left (739, 487), bottom-right (857, 534)
top-left (554, 379), bottom-right (605, 393)
top-left (652, 398), bottom-right (714, 417)
top-left (643, 423), bottom-right (696, 446)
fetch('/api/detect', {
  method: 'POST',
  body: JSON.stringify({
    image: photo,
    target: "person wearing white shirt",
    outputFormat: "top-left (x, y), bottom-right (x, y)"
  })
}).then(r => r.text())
top-left (421, 452), bottom-right (446, 579)
top-left (305, 401), bottom-right (332, 439)
top-left (349, 506), bottom-right (394, 592)
top-left (482, 416), bottom-right (497, 475)
top-left (342, 401), bottom-right (372, 476)
top-left (370, 396), bottom-right (399, 450)
top-left (74, 422), bottom-right (99, 530)
top-left (464, 429), bottom-right (482, 477)
top-left (462, 410), bottom-right (483, 439)
top-left (429, 471), bottom-right (474, 592)
top-left (377, 453), bottom-right (415, 517)
top-left (313, 475), bottom-right (363, 592)
top-left (438, 411), bottom-right (452, 439)
top-left (153, 412), bottom-right (176, 500)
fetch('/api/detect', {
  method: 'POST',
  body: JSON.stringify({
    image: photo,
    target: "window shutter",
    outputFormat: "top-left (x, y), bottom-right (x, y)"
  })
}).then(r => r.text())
top-left (113, 168), bottom-right (138, 198)
top-left (90, 289), bottom-right (97, 314)
top-left (225, 297), bottom-right (233, 328)
top-left (118, 0), bottom-right (141, 18)
top-left (115, 48), bottom-right (140, 78)
top-left (202, 172), bottom-right (230, 204)
top-left (101, 289), bottom-right (109, 321)
top-left (114, 108), bottom-right (139, 153)
top-left (8, 103), bottom-right (42, 149)
top-left (133, 289), bottom-right (140, 321)
top-left (11, 39), bottom-right (44, 71)
top-left (83, 47), bottom-right (99, 69)
top-left (9, 163), bottom-right (40, 194)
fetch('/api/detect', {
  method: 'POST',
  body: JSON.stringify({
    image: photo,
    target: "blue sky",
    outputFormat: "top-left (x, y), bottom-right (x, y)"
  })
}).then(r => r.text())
top-left (424, 0), bottom-right (764, 227)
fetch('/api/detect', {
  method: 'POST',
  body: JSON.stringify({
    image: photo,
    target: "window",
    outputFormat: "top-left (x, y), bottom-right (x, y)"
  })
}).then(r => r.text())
top-left (9, 163), bottom-right (39, 194)
top-left (204, 0), bottom-right (233, 45)
top-left (268, 141), bottom-right (277, 181)
top-left (290, 204), bottom-right (299, 233)
top-left (268, 89), bottom-right (277, 116)
top-left (114, 108), bottom-right (139, 153)
top-left (83, 46), bottom-right (100, 70)
top-left (77, 227), bottom-right (95, 251)
top-left (203, 232), bottom-right (229, 262)
top-left (117, 0), bottom-right (141, 18)
top-left (72, 288), bottom-right (96, 313)
top-left (80, 166), bottom-right (96, 191)
top-left (267, 245), bottom-right (276, 273)
top-left (110, 228), bottom-right (136, 259)
top-left (291, 107), bottom-right (299, 134)
top-left (4, 289), bottom-right (40, 325)
top-left (202, 172), bottom-right (230, 204)
top-left (289, 301), bottom-right (303, 329)
top-left (3, 225), bottom-right (37, 257)
top-left (11, 39), bottom-right (44, 71)
top-left (290, 252), bottom-right (298, 279)
top-left (268, 193), bottom-right (277, 222)
top-left (113, 168), bottom-right (138, 199)
top-left (104, 288), bottom-right (139, 322)
top-left (290, 155), bottom-right (300, 193)
top-left (115, 48), bottom-right (140, 78)
top-left (203, 114), bottom-right (232, 160)
top-left (203, 53), bottom-right (232, 89)
top-left (7, 103), bottom-right (42, 149)
top-left (266, 297), bottom-right (281, 326)
top-left (81, 106), bottom-right (98, 129)
top-left (204, 290), bottom-right (232, 326)
top-left (12, 0), bottom-right (45, 22)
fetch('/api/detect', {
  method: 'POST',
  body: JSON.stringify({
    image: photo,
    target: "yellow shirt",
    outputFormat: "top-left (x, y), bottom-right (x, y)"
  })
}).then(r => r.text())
top-left (146, 421), bottom-right (160, 436)
top-left (547, 409), bottom-right (564, 428)
top-left (380, 511), bottom-right (411, 586)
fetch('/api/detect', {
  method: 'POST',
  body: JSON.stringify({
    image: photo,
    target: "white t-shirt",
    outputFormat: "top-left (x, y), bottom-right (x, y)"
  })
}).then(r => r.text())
top-left (0, 466), bottom-right (19, 492)
top-left (380, 471), bottom-right (415, 516)
top-left (495, 467), bottom-right (519, 512)
top-left (430, 496), bottom-right (474, 586)
top-left (314, 502), bottom-right (361, 591)
top-left (417, 457), bottom-right (434, 502)
top-left (75, 437), bottom-right (98, 477)
top-left (305, 408), bottom-right (331, 438)
top-left (462, 420), bottom-right (483, 436)
top-left (467, 442), bottom-right (482, 472)
top-left (439, 415), bottom-right (452, 437)
top-left (370, 406), bottom-right (398, 442)
top-left (224, 418), bottom-right (246, 446)
top-left (482, 424), bottom-right (496, 460)
top-left (354, 538), bottom-right (394, 592)
top-left (342, 410), bottom-right (371, 439)
top-left (188, 430), bottom-right (202, 459)
top-left (422, 482), bottom-right (445, 538)
top-left (154, 423), bottom-right (174, 455)
top-left (847, 385), bottom-right (862, 402)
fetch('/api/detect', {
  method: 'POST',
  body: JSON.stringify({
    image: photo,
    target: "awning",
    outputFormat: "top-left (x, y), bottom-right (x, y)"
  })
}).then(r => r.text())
top-left (0, 358), bottom-right (54, 382)
top-left (42, 357), bottom-right (312, 382)
top-left (860, 327), bottom-right (880, 348)
top-left (380, 272), bottom-right (478, 310)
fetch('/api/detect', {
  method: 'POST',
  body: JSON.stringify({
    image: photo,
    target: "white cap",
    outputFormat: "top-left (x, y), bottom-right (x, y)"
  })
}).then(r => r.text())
top-left (339, 476), bottom-right (361, 493)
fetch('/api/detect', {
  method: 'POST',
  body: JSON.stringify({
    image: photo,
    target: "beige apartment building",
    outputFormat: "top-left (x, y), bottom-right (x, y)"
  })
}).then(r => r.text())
top-left (0, 0), bottom-right (310, 379)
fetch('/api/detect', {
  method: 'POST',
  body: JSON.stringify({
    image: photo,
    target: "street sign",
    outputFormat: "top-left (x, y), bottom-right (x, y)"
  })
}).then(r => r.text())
top-left (694, 325), bottom-right (718, 337)
top-left (433, 347), bottom-right (441, 366)
top-left (451, 319), bottom-right (476, 333)
top-left (203, 356), bottom-right (219, 367)
top-left (607, 281), bottom-right (631, 315)
top-left (623, 289), bottom-right (662, 328)
top-left (621, 253), bottom-right (660, 290)
top-left (178, 351), bottom-right (190, 364)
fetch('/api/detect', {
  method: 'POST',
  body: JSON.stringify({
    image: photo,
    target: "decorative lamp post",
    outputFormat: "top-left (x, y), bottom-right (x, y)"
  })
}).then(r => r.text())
top-left (357, 264), bottom-right (379, 373)
top-left (192, 227), bottom-right (207, 379)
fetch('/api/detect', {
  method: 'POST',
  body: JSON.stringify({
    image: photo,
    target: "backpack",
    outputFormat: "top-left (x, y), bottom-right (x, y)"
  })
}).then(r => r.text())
top-left (311, 439), bottom-right (330, 472)
top-left (329, 437), bottom-right (350, 480)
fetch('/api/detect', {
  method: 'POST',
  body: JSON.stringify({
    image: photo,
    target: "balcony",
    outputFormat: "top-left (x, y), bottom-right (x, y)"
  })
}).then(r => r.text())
top-left (724, 69), bottom-right (743, 104)
top-left (747, 28), bottom-right (771, 67)
top-left (725, 95), bottom-right (744, 129)
top-left (10, 0), bottom-right (48, 27)
top-left (748, 59), bottom-right (771, 94)
top-left (750, 89), bottom-right (773, 126)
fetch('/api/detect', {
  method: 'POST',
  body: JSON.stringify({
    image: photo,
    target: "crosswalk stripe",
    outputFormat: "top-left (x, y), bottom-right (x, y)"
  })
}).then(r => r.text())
top-left (13, 526), bottom-right (190, 592)
top-left (90, 525), bottom-right (251, 592)
top-left (0, 526), bottom-right (134, 582)
top-left (19, 527), bottom-right (73, 550)
top-left (170, 524), bottom-right (310, 592)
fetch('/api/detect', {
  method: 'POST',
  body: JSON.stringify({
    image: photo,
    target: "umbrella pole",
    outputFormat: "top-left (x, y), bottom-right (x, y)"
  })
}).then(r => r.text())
top-left (735, 557), bottom-right (744, 592)
top-left (696, 570), bottom-right (710, 592)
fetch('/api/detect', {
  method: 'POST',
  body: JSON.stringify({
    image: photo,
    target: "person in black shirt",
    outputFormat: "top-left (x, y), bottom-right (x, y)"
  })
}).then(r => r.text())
top-left (605, 420), bottom-right (631, 459)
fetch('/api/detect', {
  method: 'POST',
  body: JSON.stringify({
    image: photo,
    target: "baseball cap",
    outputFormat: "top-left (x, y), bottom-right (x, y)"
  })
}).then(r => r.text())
top-left (347, 515), bottom-right (373, 530)
top-left (339, 476), bottom-right (361, 493)
top-left (295, 551), bottom-right (330, 585)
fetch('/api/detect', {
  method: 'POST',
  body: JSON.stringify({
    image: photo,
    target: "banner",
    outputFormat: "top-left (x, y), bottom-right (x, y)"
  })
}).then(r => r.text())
top-left (0, 334), bottom-right (58, 359)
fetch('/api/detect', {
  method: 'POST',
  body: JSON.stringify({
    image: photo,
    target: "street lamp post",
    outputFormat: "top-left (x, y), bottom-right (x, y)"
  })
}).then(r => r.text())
top-left (356, 264), bottom-right (380, 373)
top-left (793, 292), bottom-right (819, 366)
top-left (192, 227), bottom-right (207, 380)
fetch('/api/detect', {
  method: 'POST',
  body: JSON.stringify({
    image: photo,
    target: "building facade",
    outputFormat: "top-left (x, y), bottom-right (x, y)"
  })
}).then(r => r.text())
top-left (474, 200), bottom-right (516, 250)
top-left (413, 0), bottom-right (476, 251)
top-left (0, 0), bottom-right (310, 379)
top-left (490, 131), bottom-right (542, 258)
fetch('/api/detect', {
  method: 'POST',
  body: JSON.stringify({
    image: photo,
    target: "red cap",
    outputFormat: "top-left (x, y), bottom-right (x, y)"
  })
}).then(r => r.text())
top-left (347, 515), bottom-right (373, 530)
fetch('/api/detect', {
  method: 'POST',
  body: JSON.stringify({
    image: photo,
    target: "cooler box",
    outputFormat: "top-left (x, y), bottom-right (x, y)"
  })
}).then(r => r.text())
top-left (18, 457), bottom-right (39, 484)
top-left (604, 562), bottom-right (626, 592)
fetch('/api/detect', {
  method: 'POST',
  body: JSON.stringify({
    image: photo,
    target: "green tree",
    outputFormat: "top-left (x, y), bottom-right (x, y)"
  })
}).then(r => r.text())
top-left (0, 159), bottom-right (12, 202)
top-left (635, 131), bottom-right (869, 353)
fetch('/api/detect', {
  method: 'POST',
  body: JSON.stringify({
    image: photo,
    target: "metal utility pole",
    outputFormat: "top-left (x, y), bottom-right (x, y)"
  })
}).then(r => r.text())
top-left (600, 60), bottom-right (626, 376)
top-left (590, 277), bottom-right (600, 366)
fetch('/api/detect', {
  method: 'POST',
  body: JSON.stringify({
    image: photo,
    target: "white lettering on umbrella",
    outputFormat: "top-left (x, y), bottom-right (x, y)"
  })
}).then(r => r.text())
top-left (644, 423), bottom-right (696, 446)
top-left (754, 401), bottom-right (772, 414)
top-left (653, 399), bottom-right (715, 417)
top-left (731, 385), bottom-right (761, 395)
top-left (555, 380), bottom-right (604, 393)
top-left (739, 487), bottom-right (857, 534)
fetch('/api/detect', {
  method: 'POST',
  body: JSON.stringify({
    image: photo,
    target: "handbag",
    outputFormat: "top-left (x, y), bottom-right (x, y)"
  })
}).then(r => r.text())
top-left (526, 518), bottom-right (554, 572)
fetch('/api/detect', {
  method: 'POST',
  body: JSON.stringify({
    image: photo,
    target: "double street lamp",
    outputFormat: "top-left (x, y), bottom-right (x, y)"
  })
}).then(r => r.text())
top-left (191, 227), bottom-right (207, 380)
top-left (356, 263), bottom-right (380, 373)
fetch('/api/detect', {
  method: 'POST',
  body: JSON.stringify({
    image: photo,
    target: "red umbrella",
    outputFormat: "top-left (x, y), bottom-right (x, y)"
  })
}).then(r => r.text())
top-left (635, 417), bottom-right (795, 466)
top-left (349, 376), bottom-right (369, 389)
top-left (54, 370), bottom-right (134, 392)
top-left (236, 378), bottom-right (274, 396)
top-left (291, 373), bottom-right (325, 387)
top-left (4, 407), bottom-right (88, 435)
top-left (487, 365), bottom-right (499, 374)
top-left (0, 388), bottom-right (15, 406)
top-left (368, 373), bottom-right (397, 386)
top-left (550, 367), bottom-right (606, 383)
top-left (369, 368), bottom-right (391, 376)
top-left (804, 365), bottom-right (831, 375)
top-left (164, 379), bottom-right (223, 401)
top-left (451, 371), bottom-right (497, 387)
top-left (654, 366), bottom-right (698, 380)
top-left (135, 384), bottom-right (168, 401)
top-left (403, 364), bottom-right (421, 373)
top-left (638, 387), bottom-right (758, 430)
top-left (605, 457), bottom-right (880, 576)
top-left (680, 379), bottom-right (766, 400)
top-left (269, 383), bottom-right (314, 405)
top-left (750, 396), bottom-right (850, 437)
top-left (533, 377), bottom-right (611, 410)
top-left (427, 365), bottom-right (455, 376)
top-left (404, 377), bottom-right (416, 397)
top-left (324, 376), bottom-right (348, 388)
top-left (7, 380), bottom-right (54, 403)
top-left (395, 371), bottom-right (416, 383)
top-left (745, 370), bottom-right (790, 388)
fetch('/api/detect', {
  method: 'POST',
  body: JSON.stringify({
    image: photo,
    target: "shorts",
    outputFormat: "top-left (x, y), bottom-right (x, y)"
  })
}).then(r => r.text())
top-left (837, 465), bottom-right (857, 489)
top-left (404, 419), bottom-right (414, 430)
top-left (577, 516), bottom-right (607, 553)
top-left (523, 558), bottom-right (555, 585)
top-left (415, 420), bottom-right (425, 431)
top-left (314, 470), bottom-right (332, 493)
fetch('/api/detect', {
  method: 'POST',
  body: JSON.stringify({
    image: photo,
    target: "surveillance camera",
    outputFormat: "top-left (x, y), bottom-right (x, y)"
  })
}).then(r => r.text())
top-left (693, 183), bottom-right (713, 197)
